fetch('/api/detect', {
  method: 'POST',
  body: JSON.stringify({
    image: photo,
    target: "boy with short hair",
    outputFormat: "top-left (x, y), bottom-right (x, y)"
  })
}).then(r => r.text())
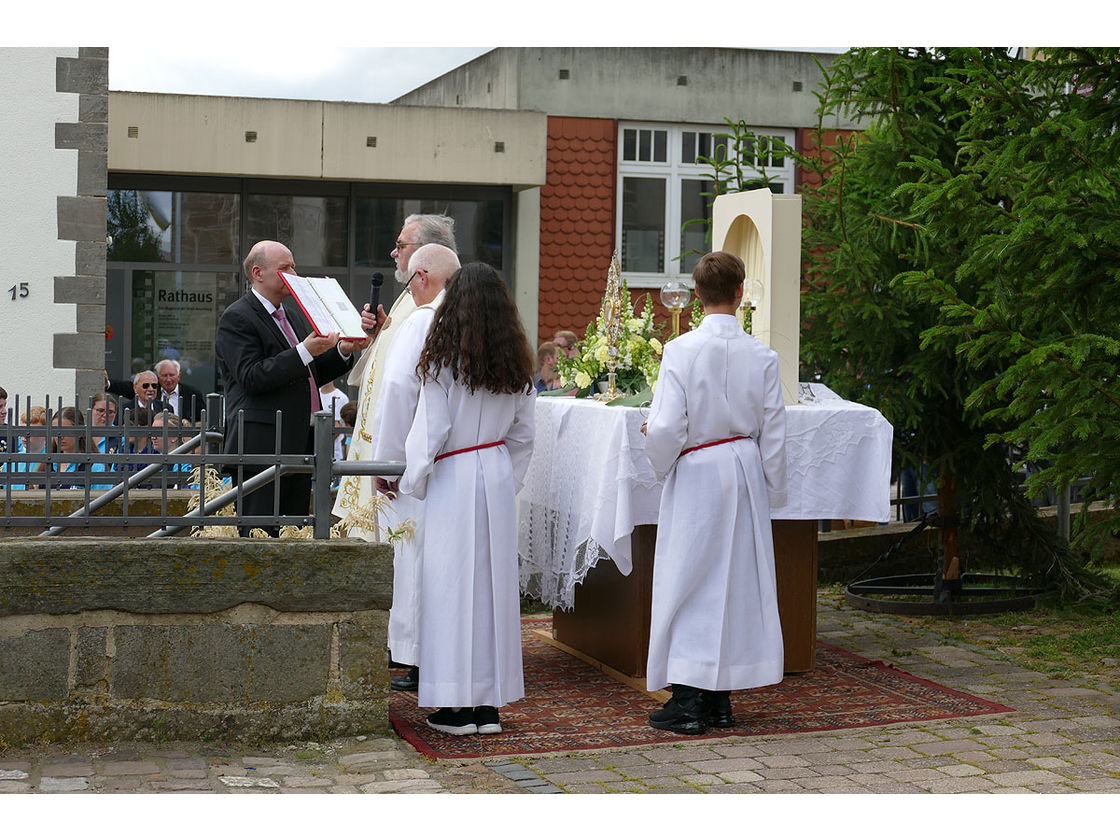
top-left (642, 250), bottom-right (788, 734)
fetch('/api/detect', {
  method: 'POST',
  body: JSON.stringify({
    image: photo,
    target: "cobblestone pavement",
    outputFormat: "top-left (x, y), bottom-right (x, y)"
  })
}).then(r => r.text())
top-left (3, 596), bottom-right (1118, 794)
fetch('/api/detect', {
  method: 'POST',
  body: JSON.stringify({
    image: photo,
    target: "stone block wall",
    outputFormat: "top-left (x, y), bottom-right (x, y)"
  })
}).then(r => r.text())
top-left (0, 537), bottom-right (393, 746)
top-left (53, 47), bottom-right (109, 402)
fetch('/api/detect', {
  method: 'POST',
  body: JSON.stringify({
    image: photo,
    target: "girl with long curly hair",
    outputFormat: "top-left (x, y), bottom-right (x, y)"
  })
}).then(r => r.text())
top-left (396, 261), bottom-right (536, 736)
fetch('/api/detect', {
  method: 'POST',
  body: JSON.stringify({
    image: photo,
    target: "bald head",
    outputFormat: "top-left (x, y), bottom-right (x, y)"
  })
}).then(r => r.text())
top-left (407, 244), bottom-right (460, 305)
top-left (242, 240), bottom-right (295, 305)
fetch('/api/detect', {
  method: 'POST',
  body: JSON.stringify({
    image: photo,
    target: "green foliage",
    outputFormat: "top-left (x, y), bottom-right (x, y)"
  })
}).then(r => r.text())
top-left (798, 49), bottom-right (1019, 494)
top-left (797, 48), bottom-right (1119, 598)
top-left (896, 48), bottom-right (1120, 559)
top-left (680, 118), bottom-right (795, 261)
top-left (107, 189), bottom-right (163, 262)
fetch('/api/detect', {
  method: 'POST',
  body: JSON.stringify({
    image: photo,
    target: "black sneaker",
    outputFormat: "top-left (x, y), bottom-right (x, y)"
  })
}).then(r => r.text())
top-left (474, 705), bottom-right (502, 735)
top-left (426, 707), bottom-right (478, 736)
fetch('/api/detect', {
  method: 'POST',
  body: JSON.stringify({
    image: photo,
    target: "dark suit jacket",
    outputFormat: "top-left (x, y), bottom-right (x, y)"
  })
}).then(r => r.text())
top-left (119, 398), bottom-right (166, 423)
top-left (106, 378), bottom-right (134, 400)
top-left (163, 383), bottom-right (206, 421)
top-left (215, 292), bottom-right (354, 457)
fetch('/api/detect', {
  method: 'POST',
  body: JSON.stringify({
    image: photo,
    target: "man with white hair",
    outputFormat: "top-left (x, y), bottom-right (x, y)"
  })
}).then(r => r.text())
top-left (155, 358), bottom-right (205, 421)
top-left (333, 214), bottom-right (457, 541)
top-left (120, 370), bottom-right (165, 420)
top-left (371, 242), bottom-right (461, 692)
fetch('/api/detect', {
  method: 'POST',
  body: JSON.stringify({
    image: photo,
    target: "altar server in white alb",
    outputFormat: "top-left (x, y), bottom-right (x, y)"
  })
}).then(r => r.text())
top-left (388, 262), bottom-right (536, 737)
top-left (642, 250), bottom-right (788, 735)
top-left (370, 244), bottom-right (459, 688)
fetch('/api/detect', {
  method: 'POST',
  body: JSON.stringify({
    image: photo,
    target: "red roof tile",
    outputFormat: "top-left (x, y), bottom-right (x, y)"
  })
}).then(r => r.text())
top-left (537, 116), bottom-right (623, 339)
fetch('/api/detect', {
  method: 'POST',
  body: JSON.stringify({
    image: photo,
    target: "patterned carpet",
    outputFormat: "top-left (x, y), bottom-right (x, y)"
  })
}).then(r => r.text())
top-left (389, 616), bottom-right (1013, 760)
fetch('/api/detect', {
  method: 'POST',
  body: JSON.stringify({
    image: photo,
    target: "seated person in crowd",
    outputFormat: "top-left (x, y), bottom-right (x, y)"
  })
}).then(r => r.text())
top-left (534, 341), bottom-right (562, 392)
top-left (320, 380), bottom-right (351, 462)
top-left (155, 358), bottom-right (205, 421)
top-left (116, 407), bottom-right (155, 482)
top-left (150, 411), bottom-right (194, 487)
top-left (553, 330), bottom-right (579, 359)
top-left (90, 393), bottom-right (122, 455)
top-left (4, 405), bottom-right (49, 490)
top-left (50, 406), bottom-right (107, 490)
top-left (120, 371), bottom-right (165, 419)
top-left (338, 400), bottom-right (358, 462)
top-left (0, 385), bottom-right (7, 452)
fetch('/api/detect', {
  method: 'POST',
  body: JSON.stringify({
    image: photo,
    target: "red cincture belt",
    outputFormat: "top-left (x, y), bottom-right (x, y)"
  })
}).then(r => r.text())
top-left (679, 435), bottom-right (750, 459)
top-left (434, 440), bottom-right (506, 462)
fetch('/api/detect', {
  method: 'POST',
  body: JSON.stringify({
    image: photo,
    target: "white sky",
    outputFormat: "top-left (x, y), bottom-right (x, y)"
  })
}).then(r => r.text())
top-left (8, 2), bottom-right (1080, 105)
top-left (109, 46), bottom-right (496, 104)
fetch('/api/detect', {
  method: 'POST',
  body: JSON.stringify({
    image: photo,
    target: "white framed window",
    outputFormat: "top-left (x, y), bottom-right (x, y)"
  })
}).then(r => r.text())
top-left (616, 122), bottom-right (796, 288)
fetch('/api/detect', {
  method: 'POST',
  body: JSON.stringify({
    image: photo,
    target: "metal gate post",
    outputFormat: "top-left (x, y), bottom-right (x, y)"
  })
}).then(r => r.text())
top-left (312, 410), bottom-right (335, 539)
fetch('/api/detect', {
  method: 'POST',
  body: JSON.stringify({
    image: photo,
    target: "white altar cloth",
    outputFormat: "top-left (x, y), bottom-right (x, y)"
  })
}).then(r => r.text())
top-left (517, 383), bottom-right (893, 609)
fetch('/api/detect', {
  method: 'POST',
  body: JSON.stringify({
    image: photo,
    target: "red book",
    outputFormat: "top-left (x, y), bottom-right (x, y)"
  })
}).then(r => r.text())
top-left (279, 271), bottom-right (366, 339)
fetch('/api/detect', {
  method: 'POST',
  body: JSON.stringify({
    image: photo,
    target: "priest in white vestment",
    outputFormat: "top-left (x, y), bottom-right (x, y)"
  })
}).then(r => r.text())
top-left (390, 262), bottom-right (536, 737)
top-left (643, 250), bottom-right (788, 735)
top-left (333, 214), bottom-right (457, 540)
top-left (333, 289), bottom-right (417, 536)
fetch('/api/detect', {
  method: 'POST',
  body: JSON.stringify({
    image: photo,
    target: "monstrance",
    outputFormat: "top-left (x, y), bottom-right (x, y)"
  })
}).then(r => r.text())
top-left (593, 251), bottom-right (625, 401)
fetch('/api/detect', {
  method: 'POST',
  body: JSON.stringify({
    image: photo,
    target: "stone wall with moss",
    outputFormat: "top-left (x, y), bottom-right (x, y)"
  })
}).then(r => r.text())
top-left (0, 537), bottom-right (393, 746)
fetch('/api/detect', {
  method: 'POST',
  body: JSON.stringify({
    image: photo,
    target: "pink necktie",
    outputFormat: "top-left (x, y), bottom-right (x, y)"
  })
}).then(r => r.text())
top-left (272, 307), bottom-right (322, 413)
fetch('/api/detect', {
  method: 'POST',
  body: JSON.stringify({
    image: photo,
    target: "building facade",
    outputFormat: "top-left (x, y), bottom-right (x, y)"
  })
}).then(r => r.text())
top-left (105, 92), bottom-right (547, 394)
top-left (0, 48), bottom-right (108, 406)
top-left (393, 47), bottom-right (860, 340)
top-left (2, 47), bottom-right (859, 407)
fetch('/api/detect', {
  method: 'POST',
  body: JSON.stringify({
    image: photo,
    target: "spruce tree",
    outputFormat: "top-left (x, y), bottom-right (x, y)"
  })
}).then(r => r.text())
top-left (798, 48), bottom-right (1116, 599)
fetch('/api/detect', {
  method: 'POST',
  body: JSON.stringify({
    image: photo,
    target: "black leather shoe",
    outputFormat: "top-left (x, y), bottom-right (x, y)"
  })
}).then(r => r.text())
top-left (390, 665), bottom-right (418, 691)
top-left (700, 690), bottom-right (735, 728)
top-left (649, 685), bottom-right (706, 735)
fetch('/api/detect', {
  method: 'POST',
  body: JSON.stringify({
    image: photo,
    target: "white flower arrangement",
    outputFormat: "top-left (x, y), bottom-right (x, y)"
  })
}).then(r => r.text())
top-left (555, 284), bottom-right (665, 396)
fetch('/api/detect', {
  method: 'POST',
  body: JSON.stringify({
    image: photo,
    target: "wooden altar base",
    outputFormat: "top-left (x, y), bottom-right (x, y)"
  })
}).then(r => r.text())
top-left (552, 520), bottom-right (819, 679)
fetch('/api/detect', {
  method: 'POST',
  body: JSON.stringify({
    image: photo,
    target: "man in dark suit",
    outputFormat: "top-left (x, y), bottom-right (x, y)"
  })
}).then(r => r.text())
top-left (215, 239), bottom-right (372, 535)
top-left (155, 358), bottom-right (206, 421)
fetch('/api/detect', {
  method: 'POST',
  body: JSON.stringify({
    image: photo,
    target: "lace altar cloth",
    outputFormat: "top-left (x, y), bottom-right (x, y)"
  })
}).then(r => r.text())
top-left (518, 383), bottom-right (893, 609)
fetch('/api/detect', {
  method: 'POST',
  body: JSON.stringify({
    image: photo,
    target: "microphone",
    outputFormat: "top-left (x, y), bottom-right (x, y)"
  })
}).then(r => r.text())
top-left (368, 272), bottom-right (384, 333)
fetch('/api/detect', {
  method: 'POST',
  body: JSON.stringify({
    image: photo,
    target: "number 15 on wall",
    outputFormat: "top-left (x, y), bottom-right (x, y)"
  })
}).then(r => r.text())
top-left (8, 282), bottom-right (29, 300)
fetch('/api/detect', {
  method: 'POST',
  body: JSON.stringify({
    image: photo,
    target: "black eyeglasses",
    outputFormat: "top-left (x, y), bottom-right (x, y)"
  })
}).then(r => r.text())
top-left (395, 240), bottom-right (418, 252)
top-left (139, 383), bottom-right (158, 389)
top-left (404, 270), bottom-right (419, 293)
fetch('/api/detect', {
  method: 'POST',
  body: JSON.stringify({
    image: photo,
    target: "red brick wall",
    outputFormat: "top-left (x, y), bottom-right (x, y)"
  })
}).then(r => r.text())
top-left (796, 127), bottom-right (858, 192)
top-left (538, 117), bottom-right (617, 344)
top-left (537, 123), bottom-right (859, 345)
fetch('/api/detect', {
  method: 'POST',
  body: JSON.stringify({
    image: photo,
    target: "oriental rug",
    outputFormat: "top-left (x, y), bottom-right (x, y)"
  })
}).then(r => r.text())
top-left (388, 616), bottom-right (1013, 760)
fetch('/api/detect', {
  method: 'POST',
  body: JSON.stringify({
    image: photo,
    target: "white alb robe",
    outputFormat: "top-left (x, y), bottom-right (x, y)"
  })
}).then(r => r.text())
top-left (397, 368), bottom-right (535, 709)
top-left (644, 313), bottom-right (788, 692)
top-left (332, 289), bottom-right (418, 540)
top-left (369, 292), bottom-right (443, 666)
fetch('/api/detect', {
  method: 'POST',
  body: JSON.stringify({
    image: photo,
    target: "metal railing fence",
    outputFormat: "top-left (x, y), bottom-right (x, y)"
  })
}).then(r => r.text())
top-left (1, 392), bottom-right (401, 539)
top-left (3, 392), bottom-right (1087, 539)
